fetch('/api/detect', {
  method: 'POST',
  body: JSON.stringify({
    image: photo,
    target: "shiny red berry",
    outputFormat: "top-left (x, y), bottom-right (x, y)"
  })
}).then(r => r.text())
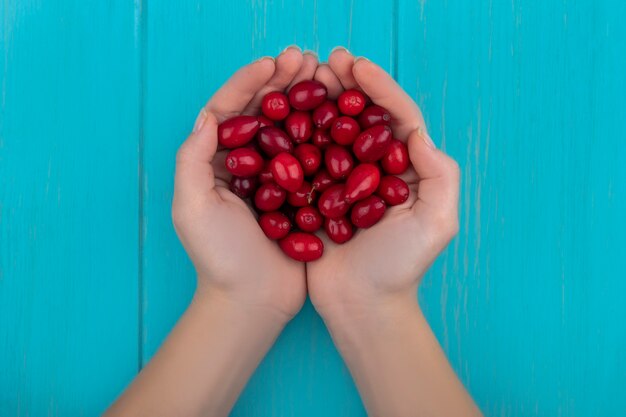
top-left (324, 216), bottom-right (354, 244)
top-left (324, 145), bottom-right (354, 180)
top-left (254, 183), bottom-right (287, 212)
top-left (293, 144), bottom-right (322, 176)
top-left (288, 80), bottom-right (328, 111)
top-left (225, 148), bottom-right (264, 177)
top-left (358, 105), bottom-right (391, 129)
top-left (261, 91), bottom-right (290, 120)
top-left (312, 100), bottom-right (339, 129)
top-left (218, 115), bottom-right (260, 148)
top-left (279, 232), bottom-right (324, 262)
top-left (381, 139), bottom-right (410, 174)
top-left (259, 211), bottom-right (292, 240)
top-left (318, 184), bottom-right (350, 218)
top-left (353, 125), bottom-right (393, 162)
top-left (311, 169), bottom-right (337, 193)
top-left (284, 111), bottom-right (313, 144)
top-left (343, 163), bottom-right (381, 204)
top-left (257, 126), bottom-right (294, 157)
top-left (351, 195), bottom-right (386, 228)
top-left (229, 176), bottom-right (258, 199)
top-left (270, 153), bottom-right (304, 193)
top-left (330, 116), bottom-right (361, 145)
top-left (338, 89), bottom-right (366, 116)
top-left (295, 206), bottom-right (323, 232)
top-left (287, 182), bottom-right (316, 207)
top-left (312, 129), bottom-right (332, 149)
top-left (377, 176), bottom-right (410, 206)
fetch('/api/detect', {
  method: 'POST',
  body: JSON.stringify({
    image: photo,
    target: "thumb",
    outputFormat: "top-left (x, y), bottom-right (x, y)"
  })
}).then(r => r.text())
top-left (407, 128), bottom-right (460, 234)
top-left (174, 108), bottom-right (219, 195)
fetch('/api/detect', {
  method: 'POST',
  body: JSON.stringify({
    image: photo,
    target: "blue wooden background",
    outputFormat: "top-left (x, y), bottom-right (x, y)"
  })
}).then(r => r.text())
top-left (1, 1), bottom-right (625, 416)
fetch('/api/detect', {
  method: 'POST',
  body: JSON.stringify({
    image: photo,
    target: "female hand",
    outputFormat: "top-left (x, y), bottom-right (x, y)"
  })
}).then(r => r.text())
top-left (172, 47), bottom-right (319, 321)
top-left (308, 48), bottom-right (461, 321)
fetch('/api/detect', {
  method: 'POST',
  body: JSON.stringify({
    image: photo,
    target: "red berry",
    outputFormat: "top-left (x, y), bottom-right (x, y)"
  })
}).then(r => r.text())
top-left (257, 115), bottom-right (275, 128)
top-left (330, 116), bottom-right (361, 145)
top-left (284, 111), bottom-right (313, 144)
top-left (312, 100), bottom-right (339, 129)
top-left (259, 211), bottom-right (292, 240)
top-left (338, 89), bottom-right (366, 116)
top-left (218, 115), bottom-right (260, 148)
top-left (261, 91), bottom-right (290, 120)
top-left (324, 145), bottom-right (354, 180)
top-left (312, 129), bottom-right (332, 149)
top-left (258, 163), bottom-right (274, 184)
top-left (343, 163), bottom-right (381, 204)
top-left (257, 126), bottom-right (294, 157)
top-left (287, 182), bottom-right (316, 207)
top-left (279, 232), bottom-right (324, 262)
top-left (293, 144), bottom-right (322, 176)
top-left (324, 216), bottom-right (354, 244)
top-left (270, 153), bottom-right (304, 193)
top-left (229, 176), bottom-right (258, 198)
top-left (381, 139), bottom-right (410, 174)
top-left (353, 125), bottom-right (393, 162)
top-left (377, 176), bottom-right (410, 206)
top-left (295, 206), bottom-right (323, 232)
top-left (288, 80), bottom-right (328, 111)
top-left (225, 148), bottom-right (264, 177)
top-left (254, 183), bottom-right (287, 212)
top-left (311, 169), bottom-right (337, 193)
top-left (318, 184), bottom-right (350, 218)
top-left (358, 105), bottom-right (392, 129)
top-left (350, 195), bottom-right (386, 228)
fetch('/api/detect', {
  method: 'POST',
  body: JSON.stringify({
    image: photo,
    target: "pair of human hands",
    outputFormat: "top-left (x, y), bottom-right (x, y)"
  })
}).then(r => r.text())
top-left (172, 47), bottom-right (460, 327)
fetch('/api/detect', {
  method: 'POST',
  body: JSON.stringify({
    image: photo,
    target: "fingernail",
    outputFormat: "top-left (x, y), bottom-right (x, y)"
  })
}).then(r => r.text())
top-left (255, 56), bottom-right (275, 63)
top-left (418, 127), bottom-right (436, 149)
top-left (193, 108), bottom-right (208, 133)
top-left (331, 46), bottom-right (350, 54)
top-left (354, 56), bottom-right (370, 63)
top-left (303, 50), bottom-right (318, 59)
top-left (282, 45), bottom-right (302, 54)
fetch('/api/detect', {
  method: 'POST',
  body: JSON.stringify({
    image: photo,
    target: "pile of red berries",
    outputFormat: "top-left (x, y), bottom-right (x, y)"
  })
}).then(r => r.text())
top-left (219, 80), bottom-right (410, 262)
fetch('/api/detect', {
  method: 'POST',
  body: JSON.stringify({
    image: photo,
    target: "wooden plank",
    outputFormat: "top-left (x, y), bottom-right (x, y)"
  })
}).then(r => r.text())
top-left (141, 1), bottom-right (393, 415)
top-left (0, 1), bottom-right (140, 415)
top-left (397, 0), bottom-right (626, 415)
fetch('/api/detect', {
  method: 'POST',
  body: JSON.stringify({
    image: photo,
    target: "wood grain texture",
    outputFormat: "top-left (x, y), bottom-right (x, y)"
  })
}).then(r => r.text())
top-left (0, 1), bottom-right (140, 415)
top-left (2, 0), bottom-right (625, 415)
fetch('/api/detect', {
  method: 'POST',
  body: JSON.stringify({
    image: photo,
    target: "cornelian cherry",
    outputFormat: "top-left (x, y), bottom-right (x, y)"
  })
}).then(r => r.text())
top-left (254, 183), bottom-right (287, 212)
top-left (293, 144), bottom-right (322, 176)
top-left (324, 145), bottom-right (354, 180)
top-left (288, 80), bottom-right (328, 111)
top-left (284, 111), bottom-right (313, 143)
top-left (259, 211), bottom-right (291, 240)
top-left (338, 89), bottom-right (366, 116)
top-left (330, 116), bottom-right (361, 145)
top-left (350, 195), bottom-right (386, 228)
top-left (381, 139), bottom-right (410, 174)
top-left (229, 176), bottom-right (258, 198)
top-left (279, 232), bottom-right (324, 262)
top-left (343, 163), bottom-right (381, 204)
top-left (324, 216), bottom-right (353, 244)
top-left (270, 153), bottom-right (304, 193)
top-left (312, 100), bottom-right (339, 129)
top-left (261, 91), bottom-right (290, 120)
top-left (225, 148), bottom-right (264, 177)
top-left (258, 127), bottom-right (293, 157)
top-left (295, 206), bottom-right (323, 232)
top-left (218, 115), bottom-right (260, 148)
top-left (377, 176), bottom-right (410, 206)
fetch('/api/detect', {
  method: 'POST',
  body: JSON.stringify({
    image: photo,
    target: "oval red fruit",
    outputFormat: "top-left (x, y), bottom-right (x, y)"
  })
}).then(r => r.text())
top-left (287, 182), bottom-right (316, 207)
top-left (261, 91), bottom-right (290, 120)
top-left (279, 232), bottom-right (324, 262)
top-left (330, 116), bottom-right (361, 145)
top-left (259, 211), bottom-right (292, 240)
top-left (353, 125), bottom-right (393, 162)
top-left (377, 176), bottom-right (410, 206)
top-left (288, 80), bottom-right (328, 111)
top-left (350, 195), bottom-right (386, 228)
top-left (225, 148), bottom-right (264, 177)
top-left (312, 129), bottom-right (332, 149)
top-left (293, 144), bottom-right (322, 176)
top-left (324, 216), bottom-right (354, 244)
top-left (381, 139), bottom-right (410, 174)
top-left (311, 169), bottom-right (337, 193)
top-left (344, 163), bottom-right (381, 204)
top-left (338, 89), bottom-right (366, 116)
top-left (318, 184), bottom-right (350, 218)
top-left (254, 183), bottom-right (287, 212)
top-left (295, 206), bottom-right (323, 232)
top-left (270, 153), bottom-right (304, 193)
top-left (257, 126), bottom-right (294, 157)
top-left (284, 111), bottom-right (313, 144)
top-left (358, 105), bottom-right (392, 129)
top-left (325, 145), bottom-right (354, 180)
top-left (218, 115), bottom-right (260, 148)
top-left (312, 100), bottom-right (339, 129)
top-left (229, 176), bottom-right (258, 198)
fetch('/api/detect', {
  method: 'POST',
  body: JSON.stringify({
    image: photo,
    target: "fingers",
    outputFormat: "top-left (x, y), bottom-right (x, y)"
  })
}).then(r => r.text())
top-left (243, 47), bottom-right (304, 115)
top-left (287, 51), bottom-right (319, 89)
top-left (328, 47), bottom-right (359, 90)
top-left (314, 63), bottom-right (344, 99)
top-left (206, 58), bottom-right (276, 121)
top-left (174, 109), bottom-right (219, 195)
top-left (352, 58), bottom-right (426, 140)
top-left (407, 129), bottom-right (460, 237)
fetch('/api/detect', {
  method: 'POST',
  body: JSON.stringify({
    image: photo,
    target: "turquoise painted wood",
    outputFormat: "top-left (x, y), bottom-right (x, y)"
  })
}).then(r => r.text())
top-left (0, 1), bottom-right (141, 415)
top-left (1, 0), bottom-right (625, 416)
